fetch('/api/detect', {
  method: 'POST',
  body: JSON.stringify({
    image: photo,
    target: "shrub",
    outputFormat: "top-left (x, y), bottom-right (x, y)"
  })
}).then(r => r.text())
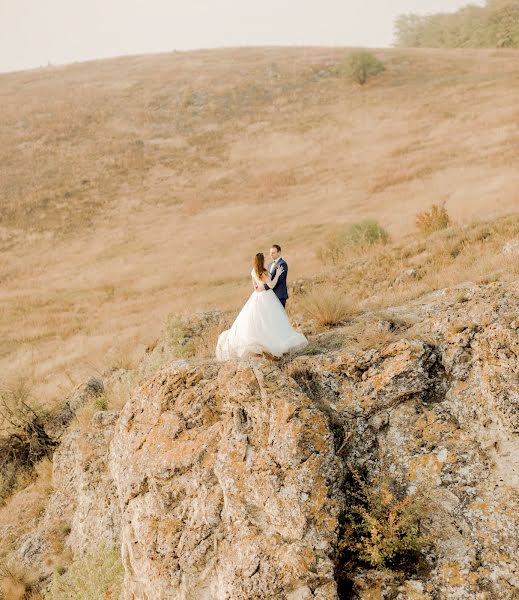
top-left (299, 287), bottom-right (357, 327)
top-left (343, 219), bottom-right (390, 246)
top-left (93, 394), bottom-right (108, 411)
top-left (347, 52), bottom-right (385, 85)
top-left (337, 464), bottom-right (432, 571)
top-left (416, 202), bottom-right (451, 234)
top-left (165, 316), bottom-right (196, 358)
top-left (44, 543), bottom-right (124, 600)
top-left (163, 312), bottom-right (231, 362)
top-left (318, 220), bottom-right (390, 265)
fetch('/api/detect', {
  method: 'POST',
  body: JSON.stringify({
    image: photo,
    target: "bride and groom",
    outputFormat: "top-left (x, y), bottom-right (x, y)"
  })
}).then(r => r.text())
top-left (215, 244), bottom-right (308, 360)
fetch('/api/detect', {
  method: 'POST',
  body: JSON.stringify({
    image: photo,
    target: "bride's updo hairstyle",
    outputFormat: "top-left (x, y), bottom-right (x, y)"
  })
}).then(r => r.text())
top-left (254, 253), bottom-right (267, 279)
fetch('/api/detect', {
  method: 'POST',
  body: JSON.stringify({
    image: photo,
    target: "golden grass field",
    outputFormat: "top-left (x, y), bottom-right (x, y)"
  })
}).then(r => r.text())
top-left (1, 46), bottom-right (518, 404)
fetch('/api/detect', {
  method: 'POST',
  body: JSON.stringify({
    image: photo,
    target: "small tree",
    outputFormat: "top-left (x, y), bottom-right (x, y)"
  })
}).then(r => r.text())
top-left (347, 52), bottom-right (385, 85)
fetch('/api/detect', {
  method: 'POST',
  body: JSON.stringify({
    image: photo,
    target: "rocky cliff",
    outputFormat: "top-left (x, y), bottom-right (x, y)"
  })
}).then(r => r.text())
top-left (22, 280), bottom-right (519, 599)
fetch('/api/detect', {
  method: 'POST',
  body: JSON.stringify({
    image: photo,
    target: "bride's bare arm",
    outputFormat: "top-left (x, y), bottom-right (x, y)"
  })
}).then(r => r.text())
top-left (262, 266), bottom-right (284, 289)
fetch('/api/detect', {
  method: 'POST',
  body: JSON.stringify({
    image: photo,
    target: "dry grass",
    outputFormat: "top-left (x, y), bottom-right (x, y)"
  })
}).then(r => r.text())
top-left (313, 214), bottom-right (519, 316)
top-left (43, 543), bottom-right (123, 600)
top-left (102, 370), bottom-right (137, 411)
top-left (0, 457), bottom-right (54, 571)
top-left (317, 220), bottom-right (390, 265)
top-left (192, 320), bottom-right (229, 358)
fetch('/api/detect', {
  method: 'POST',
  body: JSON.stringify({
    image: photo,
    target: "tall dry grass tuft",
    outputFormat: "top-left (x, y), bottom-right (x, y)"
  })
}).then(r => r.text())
top-left (416, 202), bottom-right (451, 234)
top-left (299, 287), bottom-right (357, 327)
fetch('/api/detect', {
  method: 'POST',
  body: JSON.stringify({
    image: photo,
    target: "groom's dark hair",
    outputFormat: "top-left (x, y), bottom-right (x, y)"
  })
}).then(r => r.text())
top-left (271, 244), bottom-right (281, 252)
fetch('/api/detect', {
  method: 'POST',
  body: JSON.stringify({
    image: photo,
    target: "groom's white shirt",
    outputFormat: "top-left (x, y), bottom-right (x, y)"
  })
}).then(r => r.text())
top-left (270, 257), bottom-right (282, 274)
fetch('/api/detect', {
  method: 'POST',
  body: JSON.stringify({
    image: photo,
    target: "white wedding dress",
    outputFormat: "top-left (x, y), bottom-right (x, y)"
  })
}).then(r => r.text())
top-left (215, 269), bottom-right (308, 360)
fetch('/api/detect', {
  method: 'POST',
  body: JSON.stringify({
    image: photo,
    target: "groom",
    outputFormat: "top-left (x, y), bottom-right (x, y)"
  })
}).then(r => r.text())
top-left (263, 244), bottom-right (289, 308)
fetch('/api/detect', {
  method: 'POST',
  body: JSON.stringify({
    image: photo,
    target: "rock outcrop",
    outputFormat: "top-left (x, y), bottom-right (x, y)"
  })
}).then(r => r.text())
top-left (27, 280), bottom-right (518, 599)
top-left (110, 361), bottom-right (344, 599)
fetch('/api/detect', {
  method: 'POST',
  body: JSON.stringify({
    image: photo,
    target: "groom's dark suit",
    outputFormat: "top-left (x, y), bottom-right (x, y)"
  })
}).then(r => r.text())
top-left (264, 258), bottom-right (288, 308)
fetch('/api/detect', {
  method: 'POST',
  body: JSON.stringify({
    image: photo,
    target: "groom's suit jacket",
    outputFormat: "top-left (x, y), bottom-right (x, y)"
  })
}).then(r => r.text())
top-left (264, 258), bottom-right (288, 302)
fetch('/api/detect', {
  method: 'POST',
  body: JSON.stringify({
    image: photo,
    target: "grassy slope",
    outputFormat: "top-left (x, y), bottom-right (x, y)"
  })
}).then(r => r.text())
top-left (1, 46), bottom-right (518, 400)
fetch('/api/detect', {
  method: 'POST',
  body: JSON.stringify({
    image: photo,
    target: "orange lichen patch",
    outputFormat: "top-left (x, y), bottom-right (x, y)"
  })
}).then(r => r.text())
top-left (139, 424), bottom-right (221, 474)
top-left (469, 500), bottom-right (490, 513)
top-left (415, 410), bottom-right (457, 443)
top-left (408, 453), bottom-right (443, 481)
top-left (286, 546), bottom-right (316, 573)
top-left (439, 561), bottom-right (464, 587)
top-left (360, 395), bottom-right (377, 411)
top-left (398, 582), bottom-right (432, 600)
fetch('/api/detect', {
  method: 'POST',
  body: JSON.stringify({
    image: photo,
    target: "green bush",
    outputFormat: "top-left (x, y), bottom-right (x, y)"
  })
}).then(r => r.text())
top-left (343, 219), bottom-right (390, 246)
top-left (93, 394), bottom-right (108, 411)
top-left (347, 52), bottom-right (385, 85)
top-left (44, 543), bottom-right (124, 600)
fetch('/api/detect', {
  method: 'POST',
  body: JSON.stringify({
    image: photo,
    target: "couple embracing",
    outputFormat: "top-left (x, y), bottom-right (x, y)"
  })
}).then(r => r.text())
top-left (215, 244), bottom-right (308, 360)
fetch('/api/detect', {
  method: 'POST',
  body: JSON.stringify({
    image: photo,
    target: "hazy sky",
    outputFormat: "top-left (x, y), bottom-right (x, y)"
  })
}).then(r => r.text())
top-left (1, 0), bottom-right (483, 74)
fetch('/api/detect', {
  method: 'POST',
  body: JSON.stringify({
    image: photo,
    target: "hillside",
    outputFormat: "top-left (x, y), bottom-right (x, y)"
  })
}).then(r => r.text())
top-left (1, 46), bottom-right (519, 402)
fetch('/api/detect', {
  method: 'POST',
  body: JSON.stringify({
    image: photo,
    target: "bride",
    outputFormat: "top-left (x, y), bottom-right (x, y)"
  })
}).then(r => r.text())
top-left (215, 253), bottom-right (308, 360)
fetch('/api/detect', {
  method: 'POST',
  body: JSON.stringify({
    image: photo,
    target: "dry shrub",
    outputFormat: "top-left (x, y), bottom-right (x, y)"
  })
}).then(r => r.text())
top-left (299, 286), bottom-right (357, 327)
top-left (338, 464), bottom-right (432, 571)
top-left (0, 377), bottom-right (57, 503)
top-left (416, 202), bottom-right (451, 234)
